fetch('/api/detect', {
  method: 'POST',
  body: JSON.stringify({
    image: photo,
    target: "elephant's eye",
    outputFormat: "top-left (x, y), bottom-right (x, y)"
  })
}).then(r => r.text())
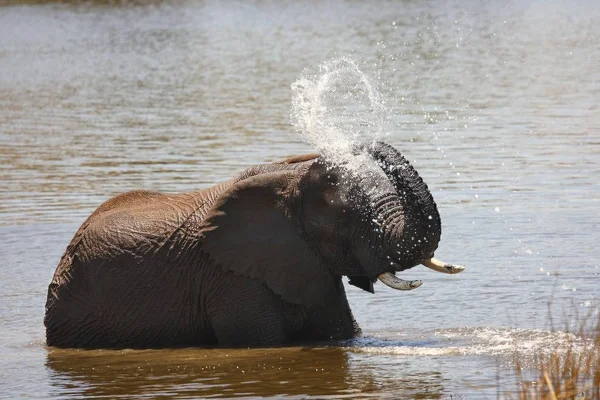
top-left (323, 188), bottom-right (343, 206)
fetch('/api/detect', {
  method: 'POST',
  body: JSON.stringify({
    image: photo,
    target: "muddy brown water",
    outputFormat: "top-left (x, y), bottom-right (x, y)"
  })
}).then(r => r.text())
top-left (1, 1), bottom-right (599, 398)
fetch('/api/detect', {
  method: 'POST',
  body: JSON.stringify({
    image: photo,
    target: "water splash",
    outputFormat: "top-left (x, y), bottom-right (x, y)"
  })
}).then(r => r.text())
top-left (291, 58), bottom-right (388, 191)
top-left (345, 327), bottom-right (588, 361)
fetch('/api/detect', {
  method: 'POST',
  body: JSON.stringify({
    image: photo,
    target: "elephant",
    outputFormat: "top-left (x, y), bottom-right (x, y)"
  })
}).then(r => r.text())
top-left (44, 141), bottom-right (464, 348)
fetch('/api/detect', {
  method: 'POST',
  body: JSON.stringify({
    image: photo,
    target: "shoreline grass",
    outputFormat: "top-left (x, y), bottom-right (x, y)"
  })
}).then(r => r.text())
top-left (506, 312), bottom-right (599, 399)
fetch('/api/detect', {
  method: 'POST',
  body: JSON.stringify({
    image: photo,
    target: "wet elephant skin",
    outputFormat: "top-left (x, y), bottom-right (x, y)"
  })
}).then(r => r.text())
top-left (44, 142), bottom-right (441, 348)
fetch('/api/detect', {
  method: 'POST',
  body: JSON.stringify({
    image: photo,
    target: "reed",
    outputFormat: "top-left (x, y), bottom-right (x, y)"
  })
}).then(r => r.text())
top-left (506, 312), bottom-right (599, 399)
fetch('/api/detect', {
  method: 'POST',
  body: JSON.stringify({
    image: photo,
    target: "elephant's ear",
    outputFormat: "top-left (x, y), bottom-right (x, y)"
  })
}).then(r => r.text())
top-left (200, 169), bottom-right (335, 307)
top-left (277, 153), bottom-right (320, 164)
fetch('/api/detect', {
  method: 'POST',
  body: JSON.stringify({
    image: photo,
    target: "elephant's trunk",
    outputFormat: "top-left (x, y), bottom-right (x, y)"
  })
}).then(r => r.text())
top-left (367, 142), bottom-right (442, 271)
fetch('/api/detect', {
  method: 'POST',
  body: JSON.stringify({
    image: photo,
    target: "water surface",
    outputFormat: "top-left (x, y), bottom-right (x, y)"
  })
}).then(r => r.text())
top-left (1, 1), bottom-right (599, 398)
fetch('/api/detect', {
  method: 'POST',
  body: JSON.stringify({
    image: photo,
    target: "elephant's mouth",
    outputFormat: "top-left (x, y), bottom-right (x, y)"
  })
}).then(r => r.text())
top-left (376, 258), bottom-right (465, 291)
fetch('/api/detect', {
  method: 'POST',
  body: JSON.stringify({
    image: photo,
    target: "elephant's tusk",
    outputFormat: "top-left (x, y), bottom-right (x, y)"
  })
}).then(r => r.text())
top-left (422, 258), bottom-right (465, 274)
top-left (377, 272), bottom-right (422, 291)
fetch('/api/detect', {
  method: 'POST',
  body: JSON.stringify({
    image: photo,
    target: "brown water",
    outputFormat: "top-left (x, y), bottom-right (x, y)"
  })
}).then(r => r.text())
top-left (1, 0), bottom-right (599, 398)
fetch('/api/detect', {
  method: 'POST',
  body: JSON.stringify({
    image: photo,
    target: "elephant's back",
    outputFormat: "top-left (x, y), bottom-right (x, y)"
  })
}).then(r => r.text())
top-left (53, 190), bottom-right (202, 272)
top-left (44, 189), bottom-right (219, 348)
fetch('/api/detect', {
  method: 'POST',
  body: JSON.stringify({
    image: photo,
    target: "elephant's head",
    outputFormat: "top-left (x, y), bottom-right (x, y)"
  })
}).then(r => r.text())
top-left (297, 141), bottom-right (464, 293)
top-left (201, 141), bottom-right (463, 307)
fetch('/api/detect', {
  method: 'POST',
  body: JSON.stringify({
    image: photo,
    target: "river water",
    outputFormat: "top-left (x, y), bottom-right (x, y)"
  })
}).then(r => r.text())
top-left (1, 1), bottom-right (599, 398)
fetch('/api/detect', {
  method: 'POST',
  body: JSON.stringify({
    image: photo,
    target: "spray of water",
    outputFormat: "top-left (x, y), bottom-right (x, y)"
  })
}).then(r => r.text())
top-left (290, 58), bottom-right (389, 193)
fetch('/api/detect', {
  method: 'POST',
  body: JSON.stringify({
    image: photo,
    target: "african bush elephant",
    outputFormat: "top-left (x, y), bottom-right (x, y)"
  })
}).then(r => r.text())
top-left (44, 142), bottom-right (464, 348)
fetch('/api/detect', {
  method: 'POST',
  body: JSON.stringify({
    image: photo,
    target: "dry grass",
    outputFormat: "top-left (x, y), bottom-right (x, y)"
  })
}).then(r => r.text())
top-left (506, 313), bottom-right (599, 400)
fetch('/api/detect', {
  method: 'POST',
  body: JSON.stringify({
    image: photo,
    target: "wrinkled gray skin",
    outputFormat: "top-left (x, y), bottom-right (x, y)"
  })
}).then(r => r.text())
top-left (45, 142), bottom-right (441, 348)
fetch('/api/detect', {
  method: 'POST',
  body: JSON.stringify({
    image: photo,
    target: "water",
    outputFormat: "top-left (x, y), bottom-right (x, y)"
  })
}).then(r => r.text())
top-left (1, 0), bottom-right (599, 398)
top-left (291, 57), bottom-right (385, 179)
top-left (291, 57), bottom-right (393, 198)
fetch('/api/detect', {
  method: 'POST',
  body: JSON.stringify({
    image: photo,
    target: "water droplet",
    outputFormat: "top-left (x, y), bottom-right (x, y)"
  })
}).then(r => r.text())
top-left (290, 57), bottom-right (386, 192)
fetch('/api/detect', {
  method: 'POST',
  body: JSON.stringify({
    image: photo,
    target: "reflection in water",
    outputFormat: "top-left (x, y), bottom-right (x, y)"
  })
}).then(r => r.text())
top-left (45, 345), bottom-right (444, 399)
